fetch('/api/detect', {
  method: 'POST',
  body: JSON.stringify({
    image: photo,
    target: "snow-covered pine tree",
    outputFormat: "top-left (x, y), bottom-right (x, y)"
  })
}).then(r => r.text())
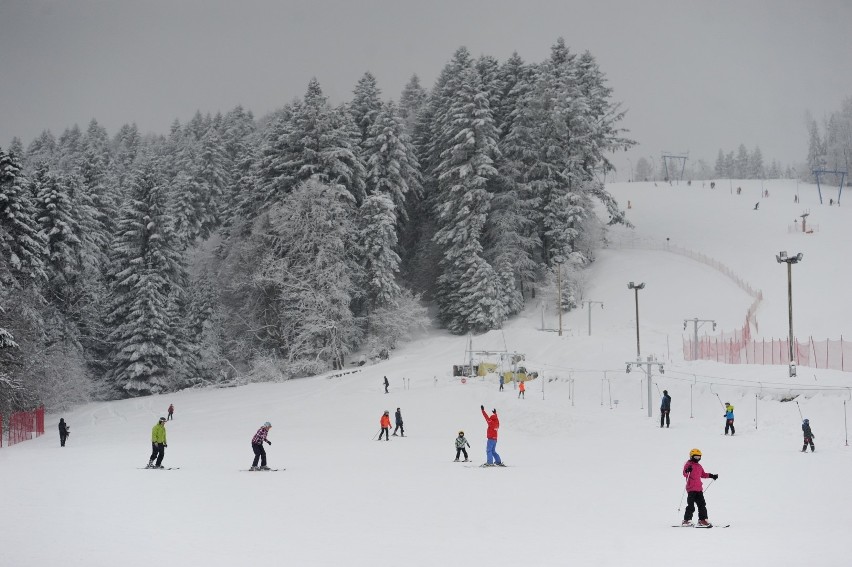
top-left (715, 149), bottom-right (726, 178)
top-left (734, 144), bottom-right (749, 179)
top-left (102, 157), bottom-right (186, 396)
top-left (0, 148), bottom-right (48, 283)
top-left (432, 56), bottom-right (507, 333)
top-left (25, 130), bottom-right (58, 168)
top-left (358, 193), bottom-right (402, 309)
top-left (350, 72), bottom-right (383, 145)
top-left (398, 74), bottom-right (428, 133)
top-left (748, 146), bottom-right (765, 179)
top-left (256, 179), bottom-right (361, 373)
top-left (363, 100), bottom-right (422, 219)
top-left (33, 163), bottom-right (82, 289)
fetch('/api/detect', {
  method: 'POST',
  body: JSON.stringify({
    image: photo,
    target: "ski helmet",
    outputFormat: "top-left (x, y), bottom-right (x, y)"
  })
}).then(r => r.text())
top-left (689, 448), bottom-right (702, 458)
top-left (263, 422), bottom-right (272, 428)
top-left (804, 418), bottom-right (809, 424)
top-left (458, 431), bottom-right (464, 436)
top-left (159, 417), bottom-right (166, 422)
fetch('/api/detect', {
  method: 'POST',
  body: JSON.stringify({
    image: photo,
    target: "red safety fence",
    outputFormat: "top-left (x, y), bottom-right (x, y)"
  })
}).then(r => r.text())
top-left (6, 406), bottom-right (45, 446)
top-left (685, 334), bottom-right (851, 372)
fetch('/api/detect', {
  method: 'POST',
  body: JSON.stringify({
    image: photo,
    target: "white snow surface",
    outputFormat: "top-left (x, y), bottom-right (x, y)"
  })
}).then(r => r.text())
top-left (3, 179), bottom-right (852, 566)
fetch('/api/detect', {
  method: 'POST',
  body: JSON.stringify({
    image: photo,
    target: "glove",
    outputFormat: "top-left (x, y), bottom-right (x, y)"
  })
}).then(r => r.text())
top-left (492, 408), bottom-right (497, 414)
top-left (481, 405), bottom-right (485, 411)
top-left (266, 440), bottom-right (272, 445)
top-left (164, 444), bottom-right (168, 448)
top-left (685, 466), bottom-right (692, 473)
top-left (709, 474), bottom-right (718, 480)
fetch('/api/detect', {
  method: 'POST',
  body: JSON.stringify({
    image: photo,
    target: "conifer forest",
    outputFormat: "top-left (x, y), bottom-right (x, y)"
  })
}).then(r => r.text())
top-left (0, 39), bottom-right (635, 409)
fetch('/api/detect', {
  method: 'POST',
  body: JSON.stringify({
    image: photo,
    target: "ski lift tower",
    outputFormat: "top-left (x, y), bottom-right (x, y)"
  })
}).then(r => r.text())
top-left (812, 168), bottom-right (847, 205)
top-left (661, 151), bottom-right (689, 184)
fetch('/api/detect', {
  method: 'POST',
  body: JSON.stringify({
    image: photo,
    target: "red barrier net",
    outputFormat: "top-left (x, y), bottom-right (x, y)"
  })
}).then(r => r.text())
top-left (685, 333), bottom-right (851, 372)
top-left (7, 406), bottom-right (45, 446)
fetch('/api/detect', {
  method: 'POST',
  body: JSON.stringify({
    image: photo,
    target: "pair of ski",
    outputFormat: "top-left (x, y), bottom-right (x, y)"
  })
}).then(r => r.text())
top-left (465, 463), bottom-right (509, 468)
top-left (139, 466), bottom-right (180, 470)
top-left (672, 523), bottom-right (730, 528)
top-left (241, 468), bottom-right (284, 472)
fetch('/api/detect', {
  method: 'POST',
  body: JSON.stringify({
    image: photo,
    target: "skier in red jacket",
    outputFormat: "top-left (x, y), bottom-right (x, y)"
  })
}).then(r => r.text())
top-left (480, 405), bottom-right (504, 466)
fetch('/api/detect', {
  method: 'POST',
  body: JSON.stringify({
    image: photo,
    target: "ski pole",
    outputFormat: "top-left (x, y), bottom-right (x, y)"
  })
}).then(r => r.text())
top-left (372, 429), bottom-right (381, 441)
top-left (677, 486), bottom-right (687, 512)
top-left (703, 478), bottom-right (717, 494)
top-left (795, 400), bottom-right (803, 421)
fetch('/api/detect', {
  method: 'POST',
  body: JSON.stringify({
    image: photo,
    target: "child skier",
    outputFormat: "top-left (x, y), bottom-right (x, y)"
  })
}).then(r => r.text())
top-left (250, 422), bottom-right (272, 471)
top-left (167, 404), bottom-right (174, 420)
top-left (518, 380), bottom-right (525, 399)
top-left (379, 410), bottom-right (391, 440)
top-left (681, 448), bottom-right (719, 527)
top-left (454, 431), bottom-right (471, 461)
top-left (801, 419), bottom-right (815, 452)
top-left (724, 402), bottom-right (735, 435)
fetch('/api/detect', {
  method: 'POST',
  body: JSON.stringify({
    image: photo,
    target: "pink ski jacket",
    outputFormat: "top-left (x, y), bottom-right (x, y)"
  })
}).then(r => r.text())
top-left (682, 460), bottom-right (709, 492)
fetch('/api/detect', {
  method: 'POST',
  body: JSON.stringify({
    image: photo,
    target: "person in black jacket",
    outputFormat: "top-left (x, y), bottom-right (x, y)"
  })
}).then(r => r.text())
top-left (801, 419), bottom-right (815, 452)
top-left (383, 376), bottom-right (389, 394)
top-left (58, 418), bottom-right (69, 447)
top-left (660, 390), bottom-right (672, 428)
top-left (392, 408), bottom-right (405, 437)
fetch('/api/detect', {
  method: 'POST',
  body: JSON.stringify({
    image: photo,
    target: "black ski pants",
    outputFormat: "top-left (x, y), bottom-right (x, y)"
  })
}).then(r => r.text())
top-left (393, 423), bottom-right (404, 436)
top-left (455, 447), bottom-right (469, 460)
top-left (60, 433), bottom-right (67, 447)
top-left (252, 443), bottom-right (267, 467)
top-left (149, 443), bottom-right (165, 466)
top-left (379, 427), bottom-right (389, 440)
top-left (802, 436), bottom-right (815, 452)
top-left (660, 410), bottom-right (670, 428)
top-left (725, 419), bottom-right (735, 435)
top-left (684, 491), bottom-right (708, 521)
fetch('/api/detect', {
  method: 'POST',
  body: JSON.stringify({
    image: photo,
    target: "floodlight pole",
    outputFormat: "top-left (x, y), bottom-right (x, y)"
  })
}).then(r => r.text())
top-left (776, 251), bottom-right (802, 377)
top-left (683, 318), bottom-right (716, 361)
top-left (626, 357), bottom-right (664, 418)
top-left (627, 282), bottom-right (645, 359)
top-left (582, 300), bottom-right (604, 336)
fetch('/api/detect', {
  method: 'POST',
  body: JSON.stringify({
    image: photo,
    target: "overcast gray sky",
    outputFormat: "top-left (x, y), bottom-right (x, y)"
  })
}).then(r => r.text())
top-left (2, 0), bottom-right (851, 176)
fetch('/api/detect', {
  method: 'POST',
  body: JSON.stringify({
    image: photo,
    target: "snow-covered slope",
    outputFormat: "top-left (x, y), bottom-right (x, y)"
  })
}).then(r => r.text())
top-left (2, 179), bottom-right (851, 566)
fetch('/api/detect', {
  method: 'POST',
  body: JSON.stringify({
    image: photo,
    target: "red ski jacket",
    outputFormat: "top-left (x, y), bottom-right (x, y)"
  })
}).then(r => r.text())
top-left (482, 408), bottom-right (499, 440)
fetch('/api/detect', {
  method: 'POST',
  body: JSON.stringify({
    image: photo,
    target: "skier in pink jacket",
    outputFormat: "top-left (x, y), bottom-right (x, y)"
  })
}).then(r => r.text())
top-left (681, 448), bottom-right (719, 527)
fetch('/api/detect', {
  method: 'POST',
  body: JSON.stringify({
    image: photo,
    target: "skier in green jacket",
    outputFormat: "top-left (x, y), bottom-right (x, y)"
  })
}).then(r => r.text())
top-left (147, 417), bottom-right (168, 468)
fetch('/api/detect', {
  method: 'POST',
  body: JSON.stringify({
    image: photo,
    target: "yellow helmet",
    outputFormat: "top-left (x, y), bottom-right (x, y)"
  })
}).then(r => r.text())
top-left (689, 448), bottom-right (702, 457)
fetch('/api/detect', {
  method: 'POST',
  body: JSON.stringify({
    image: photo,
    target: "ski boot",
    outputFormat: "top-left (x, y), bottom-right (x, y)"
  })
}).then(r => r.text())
top-left (259, 466), bottom-right (271, 471)
top-left (696, 519), bottom-right (712, 528)
top-left (681, 520), bottom-right (694, 527)
top-left (495, 462), bottom-right (506, 467)
top-left (249, 466), bottom-right (259, 471)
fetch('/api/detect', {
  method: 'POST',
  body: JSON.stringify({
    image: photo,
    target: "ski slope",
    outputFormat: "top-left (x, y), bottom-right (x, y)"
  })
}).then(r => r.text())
top-left (2, 179), bottom-right (851, 566)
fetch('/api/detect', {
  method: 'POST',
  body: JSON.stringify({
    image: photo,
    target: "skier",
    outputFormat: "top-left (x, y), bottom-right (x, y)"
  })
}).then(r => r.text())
top-left (724, 403), bottom-right (735, 435)
top-left (454, 430), bottom-right (471, 462)
top-left (383, 376), bottom-right (389, 394)
top-left (392, 407), bottom-right (405, 437)
top-left (480, 405), bottom-right (504, 466)
top-left (250, 422), bottom-right (272, 471)
top-left (58, 418), bottom-right (69, 447)
top-left (379, 410), bottom-right (391, 441)
top-left (518, 380), bottom-right (525, 399)
top-left (681, 448), bottom-right (719, 527)
top-left (499, 374), bottom-right (504, 391)
top-left (147, 417), bottom-right (168, 468)
top-left (801, 419), bottom-right (816, 452)
top-left (167, 404), bottom-right (174, 420)
top-left (753, 202), bottom-right (760, 210)
top-left (660, 390), bottom-right (671, 428)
